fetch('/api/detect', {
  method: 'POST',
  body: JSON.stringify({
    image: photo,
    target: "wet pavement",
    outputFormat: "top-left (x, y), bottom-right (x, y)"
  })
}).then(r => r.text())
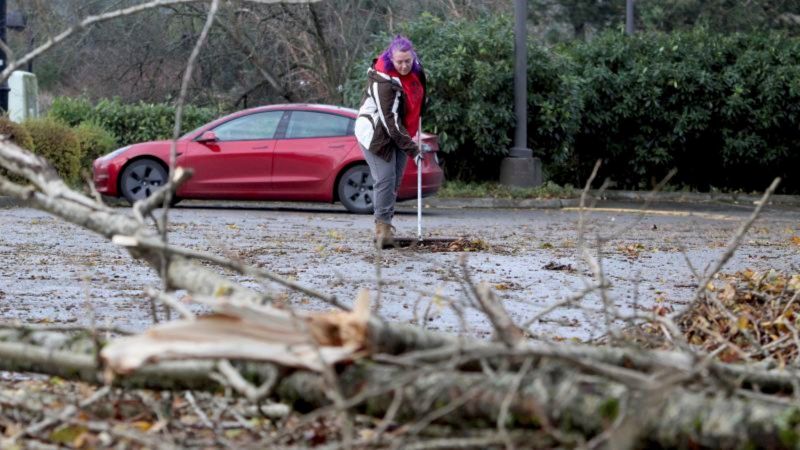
top-left (1, 200), bottom-right (798, 341)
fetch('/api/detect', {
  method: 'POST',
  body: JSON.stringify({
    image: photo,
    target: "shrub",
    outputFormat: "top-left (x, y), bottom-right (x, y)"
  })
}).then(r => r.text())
top-left (48, 96), bottom-right (93, 127)
top-left (74, 122), bottom-right (118, 172)
top-left (48, 97), bottom-right (218, 146)
top-left (0, 116), bottom-right (34, 150)
top-left (23, 118), bottom-right (82, 186)
top-left (0, 116), bottom-right (35, 183)
top-left (565, 29), bottom-right (800, 192)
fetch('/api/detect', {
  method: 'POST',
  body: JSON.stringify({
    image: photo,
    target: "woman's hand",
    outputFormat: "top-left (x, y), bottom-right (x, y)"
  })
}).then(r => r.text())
top-left (414, 149), bottom-right (423, 166)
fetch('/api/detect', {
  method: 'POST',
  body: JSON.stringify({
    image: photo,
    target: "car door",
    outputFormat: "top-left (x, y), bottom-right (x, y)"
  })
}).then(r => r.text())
top-left (272, 110), bottom-right (356, 200)
top-left (179, 110), bottom-right (285, 198)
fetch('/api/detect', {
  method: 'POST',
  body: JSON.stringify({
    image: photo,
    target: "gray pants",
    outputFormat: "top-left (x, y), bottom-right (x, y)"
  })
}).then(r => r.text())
top-left (360, 144), bottom-right (408, 224)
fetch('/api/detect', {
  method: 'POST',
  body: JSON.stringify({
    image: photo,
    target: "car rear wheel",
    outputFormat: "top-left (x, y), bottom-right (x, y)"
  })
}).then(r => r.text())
top-left (119, 158), bottom-right (168, 204)
top-left (337, 164), bottom-right (374, 214)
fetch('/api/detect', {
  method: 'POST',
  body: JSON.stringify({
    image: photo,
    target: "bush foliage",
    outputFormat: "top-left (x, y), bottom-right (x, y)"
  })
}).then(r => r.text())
top-left (0, 116), bottom-right (34, 151)
top-left (49, 97), bottom-right (217, 147)
top-left (22, 118), bottom-right (82, 186)
top-left (348, 16), bottom-right (800, 192)
top-left (74, 122), bottom-right (118, 172)
top-left (0, 116), bottom-right (35, 183)
top-left (564, 30), bottom-right (800, 192)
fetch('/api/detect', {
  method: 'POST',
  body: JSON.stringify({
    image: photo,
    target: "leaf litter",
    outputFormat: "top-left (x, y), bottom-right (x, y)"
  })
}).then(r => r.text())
top-left (646, 269), bottom-right (800, 365)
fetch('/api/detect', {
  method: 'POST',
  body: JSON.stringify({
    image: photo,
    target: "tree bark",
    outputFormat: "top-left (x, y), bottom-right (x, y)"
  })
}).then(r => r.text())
top-left (277, 361), bottom-right (800, 449)
top-left (3, 330), bottom-right (800, 448)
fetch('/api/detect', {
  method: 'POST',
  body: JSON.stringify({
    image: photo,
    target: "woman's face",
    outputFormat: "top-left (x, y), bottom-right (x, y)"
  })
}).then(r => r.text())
top-left (391, 50), bottom-right (414, 76)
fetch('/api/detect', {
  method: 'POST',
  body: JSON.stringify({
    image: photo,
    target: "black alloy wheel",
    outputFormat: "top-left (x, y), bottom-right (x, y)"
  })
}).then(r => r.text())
top-left (119, 159), bottom-right (168, 204)
top-left (337, 164), bottom-right (375, 214)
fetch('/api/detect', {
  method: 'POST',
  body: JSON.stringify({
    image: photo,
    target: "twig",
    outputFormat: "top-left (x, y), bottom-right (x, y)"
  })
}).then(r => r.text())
top-left (185, 391), bottom-right (215, 429)
top-left (497, 357), bottom-right (532, 448)
top-left (13, 386), bottom-right (111, 441)
top-left (521, 283), bottom-right (605, 331)
top-left (145, 287), bottom-right (196, 320)
top-left (459, 256), bottom-right (522, 346)
top-left (131, 167), bottom-right (193, 223)
top-left (215, 360), bottom-right (278, 402)
top-left (0, 322), bottom-right (133, 336)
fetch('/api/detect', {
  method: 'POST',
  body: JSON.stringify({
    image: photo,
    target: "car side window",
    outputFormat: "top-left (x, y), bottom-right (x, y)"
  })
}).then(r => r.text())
top-left (285, 111), bottom-right (352, 139)
top-left (212, 111), bottom-right (283, 141)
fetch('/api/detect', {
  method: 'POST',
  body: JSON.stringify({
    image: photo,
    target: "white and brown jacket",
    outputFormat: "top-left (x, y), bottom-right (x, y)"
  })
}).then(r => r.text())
top-left (354, 62), bottom-right (427, 162)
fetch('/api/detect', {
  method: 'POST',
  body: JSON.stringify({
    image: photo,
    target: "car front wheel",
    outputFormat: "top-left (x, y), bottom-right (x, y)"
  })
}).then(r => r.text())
top-left (337, 164), bottom-right (375, 214)
top-left (119, 158), bottom-right (168, 204)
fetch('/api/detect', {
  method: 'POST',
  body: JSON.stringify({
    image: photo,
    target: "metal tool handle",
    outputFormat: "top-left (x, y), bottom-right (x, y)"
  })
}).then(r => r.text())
top-left (416, 118), bottom-right (423, 242)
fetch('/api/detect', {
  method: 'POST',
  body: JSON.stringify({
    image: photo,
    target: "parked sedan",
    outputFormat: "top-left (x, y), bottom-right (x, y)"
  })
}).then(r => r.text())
top-left (92, 104), bottom-right (444, 213)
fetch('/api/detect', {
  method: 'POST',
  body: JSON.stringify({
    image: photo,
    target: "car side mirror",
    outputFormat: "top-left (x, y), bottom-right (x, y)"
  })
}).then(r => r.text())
top-left (198, 130), bottom-right (218, 143)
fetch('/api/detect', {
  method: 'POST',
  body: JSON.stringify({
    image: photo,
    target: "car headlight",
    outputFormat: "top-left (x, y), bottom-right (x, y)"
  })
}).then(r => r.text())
top-left (421, 143), bottom-right (432, 152)
top-left (99, 146), bottom-right (131, 161)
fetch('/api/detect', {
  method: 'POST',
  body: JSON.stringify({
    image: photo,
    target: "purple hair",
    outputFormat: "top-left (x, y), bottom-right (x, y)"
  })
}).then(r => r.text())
top-left (380, 35), bottom-right (422, 74)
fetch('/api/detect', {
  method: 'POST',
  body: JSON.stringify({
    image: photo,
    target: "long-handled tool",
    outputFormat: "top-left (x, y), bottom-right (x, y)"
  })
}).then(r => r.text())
top-left (416, 118), bottom-right (423, 242)
top-left (393, 120), bottom-right (461, 249)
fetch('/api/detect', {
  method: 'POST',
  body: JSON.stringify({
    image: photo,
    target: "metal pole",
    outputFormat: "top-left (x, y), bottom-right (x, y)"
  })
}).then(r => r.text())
top-left (499, 0), bottom-right (541, 188)
top-left (416, 118), bottom-right (422, 241)
top-left (27, 28), bottom-right (33, 73)
top-left (510, 0), bottom-right (530, 158)
top-left (0, 0), bottom-right (9, 112)
top-left (626, 0), bottom-right (635, 35)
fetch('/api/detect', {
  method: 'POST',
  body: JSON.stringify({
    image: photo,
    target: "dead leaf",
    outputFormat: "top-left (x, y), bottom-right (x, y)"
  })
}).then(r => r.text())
top-left (720, 284), bottom-right (736, 302)
top-left (737, 315), bottom-right (749, 331)
top-left (49, 425), bottom-right (88, 446)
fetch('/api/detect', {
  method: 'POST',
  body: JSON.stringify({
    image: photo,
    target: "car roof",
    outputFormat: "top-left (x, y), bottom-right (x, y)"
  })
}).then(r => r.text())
top-left (251, 103), bottom-right (358, 116)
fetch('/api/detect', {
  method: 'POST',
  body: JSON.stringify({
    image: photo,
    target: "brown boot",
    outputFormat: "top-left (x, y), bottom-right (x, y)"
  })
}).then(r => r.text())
top-left (374, 222), bottom-right (395, 248)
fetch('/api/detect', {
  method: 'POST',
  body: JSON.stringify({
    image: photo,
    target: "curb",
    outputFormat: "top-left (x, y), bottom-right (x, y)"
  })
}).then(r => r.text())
top-left (1, 191), bottom-right (799, 210)
top-left (592, 190), bottom-right (800, 207)
top-left (423, 197), bottom-right (578, 209)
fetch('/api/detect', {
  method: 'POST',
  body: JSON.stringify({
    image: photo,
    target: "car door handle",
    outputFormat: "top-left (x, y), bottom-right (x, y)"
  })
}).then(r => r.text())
top-left (328, 144), bottom-right (345, 149)
top-left (253, 145), bottom-right (271, 150)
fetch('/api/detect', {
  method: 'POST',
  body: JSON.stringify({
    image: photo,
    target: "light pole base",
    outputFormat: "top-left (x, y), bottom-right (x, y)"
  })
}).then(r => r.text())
top-left (499, 155), bottom-right (542, 188)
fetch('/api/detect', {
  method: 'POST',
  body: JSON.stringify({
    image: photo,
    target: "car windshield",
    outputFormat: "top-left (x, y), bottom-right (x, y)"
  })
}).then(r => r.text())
top-left (180, 123), bottom-right (207, 140)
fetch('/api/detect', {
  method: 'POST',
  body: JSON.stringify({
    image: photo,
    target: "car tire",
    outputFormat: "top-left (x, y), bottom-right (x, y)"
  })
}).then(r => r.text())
top-left (119, 158), bottom-right (169, 205)
top-left (337, 164), bottom-right (375, 214)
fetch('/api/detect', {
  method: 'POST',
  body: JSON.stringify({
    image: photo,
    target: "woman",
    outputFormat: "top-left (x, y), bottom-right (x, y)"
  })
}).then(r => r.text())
top-left (354, 35), bottom-right (426, 247)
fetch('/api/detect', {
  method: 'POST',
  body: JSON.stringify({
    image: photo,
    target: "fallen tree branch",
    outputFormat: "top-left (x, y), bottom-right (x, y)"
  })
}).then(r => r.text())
top-left (275, 361), bottom-right (800, 448)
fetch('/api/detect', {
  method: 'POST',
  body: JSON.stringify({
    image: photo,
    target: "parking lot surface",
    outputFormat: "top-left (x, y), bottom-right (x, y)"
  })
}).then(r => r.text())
top-left (1, 200), bottom-right (798, 340)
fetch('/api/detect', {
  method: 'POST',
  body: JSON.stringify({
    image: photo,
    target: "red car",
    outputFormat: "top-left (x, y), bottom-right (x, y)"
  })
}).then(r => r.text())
top-left (92, 104), bottom-right (444, 213)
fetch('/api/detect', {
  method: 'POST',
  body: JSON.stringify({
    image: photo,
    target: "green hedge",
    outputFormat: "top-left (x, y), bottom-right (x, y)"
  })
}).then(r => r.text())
top-left (348, 17), bottom-right (800, 192)
top-left (565, 30), bottom-right (800, 192)
top-left (49, 97), bottom-right (218, 147)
